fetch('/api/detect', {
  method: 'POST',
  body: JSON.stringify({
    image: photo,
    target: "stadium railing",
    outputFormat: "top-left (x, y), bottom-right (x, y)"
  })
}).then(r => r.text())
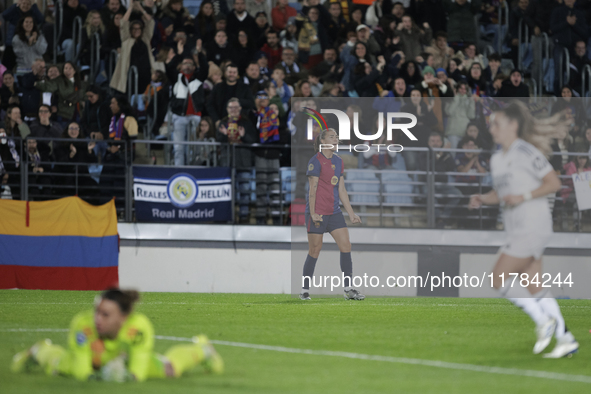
top-left (559, 47), bottom-right (571, 89)
top-left (52, 0), bottom-right (63, 64)
top-left (582, 65), bottom-right (591, 98)
top-left (517, 18), bottom-right (529, 73)
top-left (9, 137), bottom-right (129, 217)
top-left (89, 32), bottom-right (101, 83)
top-left (497, 0), bottom-right (509, 55)
top-left (71, 15), bottom-right (83, 63)
top-left (3, 139), bottom-right (591, 232)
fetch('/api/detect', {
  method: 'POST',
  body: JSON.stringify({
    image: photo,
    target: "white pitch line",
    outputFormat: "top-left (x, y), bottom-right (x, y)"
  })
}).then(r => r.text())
top-left (3, 329), bottom-right (588, 384)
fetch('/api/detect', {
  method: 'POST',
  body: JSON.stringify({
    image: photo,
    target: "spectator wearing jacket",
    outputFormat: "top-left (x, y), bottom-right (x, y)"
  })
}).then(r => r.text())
top-left (443, 0), bottom-right (482, 45)
top-left (171, 57), bottom-right (206, 166)
top-left (1, 0), bottom-right (44, 71)
top-left (29, 104), bottom-right (63, 159)
top-left (207, 63), bottom-right (256, 126)
top-left (550, 0), bottom-right (588, 95)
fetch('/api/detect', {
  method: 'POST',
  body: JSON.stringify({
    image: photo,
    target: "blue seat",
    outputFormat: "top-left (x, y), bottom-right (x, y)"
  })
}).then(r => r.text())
top-left (345, 171), bottom-right (379, 204)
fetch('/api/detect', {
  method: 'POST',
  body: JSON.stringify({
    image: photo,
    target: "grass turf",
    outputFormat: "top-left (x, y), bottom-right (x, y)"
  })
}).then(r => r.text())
top-left (0, 290), bottom-right (590, 394)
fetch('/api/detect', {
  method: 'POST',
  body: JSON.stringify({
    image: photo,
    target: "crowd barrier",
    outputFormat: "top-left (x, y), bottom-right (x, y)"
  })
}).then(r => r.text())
top-left (2, 137), bottom-right (590, 232)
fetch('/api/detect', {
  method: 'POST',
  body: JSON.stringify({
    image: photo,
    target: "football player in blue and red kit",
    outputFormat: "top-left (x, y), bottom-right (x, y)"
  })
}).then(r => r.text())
top-left (300, 128), bottom-right (365, 301)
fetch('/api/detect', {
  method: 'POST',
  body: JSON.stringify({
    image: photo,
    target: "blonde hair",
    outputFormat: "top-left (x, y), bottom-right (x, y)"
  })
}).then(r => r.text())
top-left (497, 101), bottom-right (569, 157)
top-left (314, 128), bottom-right (338, 152)
top-left (85, 10), bottom-right (105, 37)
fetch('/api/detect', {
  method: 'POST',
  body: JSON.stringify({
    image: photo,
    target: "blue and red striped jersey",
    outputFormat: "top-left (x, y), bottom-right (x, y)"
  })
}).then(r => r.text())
top-left (305, 152), bottom-right (344, 215)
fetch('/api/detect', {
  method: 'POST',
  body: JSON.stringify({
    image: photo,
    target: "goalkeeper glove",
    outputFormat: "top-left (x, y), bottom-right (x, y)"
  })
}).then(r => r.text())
top-left (99, 356), bottom-right (132, 382)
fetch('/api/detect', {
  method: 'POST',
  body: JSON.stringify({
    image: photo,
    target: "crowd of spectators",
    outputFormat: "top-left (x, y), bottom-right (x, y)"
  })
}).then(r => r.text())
top-left (0, 0), bottom-right (590, 226)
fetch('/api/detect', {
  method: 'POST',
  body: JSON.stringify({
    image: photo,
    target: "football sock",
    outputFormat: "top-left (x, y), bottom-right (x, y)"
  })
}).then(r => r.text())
top-left (340, 252), bottom-right (353, 289)
top-left (534, 289), bottom-right (573, 341)
top-left (302, 254), bottom-right (318, 290)
top-left (498, 281), bottom-right (550, 326)
top-left (165, 344), bottom-right (205, 377)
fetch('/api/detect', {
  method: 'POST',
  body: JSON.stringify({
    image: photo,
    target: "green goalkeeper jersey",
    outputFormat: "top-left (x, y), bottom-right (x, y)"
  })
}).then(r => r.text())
top-left (65, 309), bottom-right (155, 381)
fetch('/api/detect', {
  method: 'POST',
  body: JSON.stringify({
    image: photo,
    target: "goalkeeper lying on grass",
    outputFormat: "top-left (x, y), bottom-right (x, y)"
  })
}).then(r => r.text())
top-left (11, 288), bottom-right (223, 382)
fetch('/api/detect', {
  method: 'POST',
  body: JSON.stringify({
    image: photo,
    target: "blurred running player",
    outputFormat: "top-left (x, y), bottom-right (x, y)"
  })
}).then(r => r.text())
top-left (300, 128), bottom-right (365, 301)
top-left (11, 288), bottom-right (223, 381)
top-left (469, 102), bottom-right (579, 358)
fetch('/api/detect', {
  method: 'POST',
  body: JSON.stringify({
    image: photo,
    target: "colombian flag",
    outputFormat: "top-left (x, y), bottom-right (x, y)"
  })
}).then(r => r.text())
top-left (0, 197), bottom-right (118, 290)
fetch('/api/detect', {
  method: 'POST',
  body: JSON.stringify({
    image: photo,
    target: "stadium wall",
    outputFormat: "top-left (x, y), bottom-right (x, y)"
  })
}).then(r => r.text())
top-left (118, 224), bottom-right (591, 298)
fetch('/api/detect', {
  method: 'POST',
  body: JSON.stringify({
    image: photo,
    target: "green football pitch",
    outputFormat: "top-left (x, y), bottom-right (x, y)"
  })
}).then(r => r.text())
top-left (1, 290), bottom-right (590, 394)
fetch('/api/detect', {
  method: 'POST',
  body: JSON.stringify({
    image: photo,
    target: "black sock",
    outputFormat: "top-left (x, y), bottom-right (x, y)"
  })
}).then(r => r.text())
top-left (340, 252), bottom-right (353, 288)
top-left (302, 254), bottom-right (318, 290)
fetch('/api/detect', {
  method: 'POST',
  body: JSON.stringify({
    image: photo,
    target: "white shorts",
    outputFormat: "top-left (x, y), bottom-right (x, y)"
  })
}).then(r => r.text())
top-left (499, 232), bottom-right (552, 260)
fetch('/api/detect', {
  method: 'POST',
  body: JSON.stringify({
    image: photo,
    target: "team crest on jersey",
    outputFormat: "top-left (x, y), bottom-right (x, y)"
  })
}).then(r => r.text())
top-left (331, 164), bottom-right (335, 170)
top-left (308, 163), bottom-right (314, 171)
top-left (331, 176), bottom-right (338, 185)
top-left (76, 332), bottom-right (87, 345)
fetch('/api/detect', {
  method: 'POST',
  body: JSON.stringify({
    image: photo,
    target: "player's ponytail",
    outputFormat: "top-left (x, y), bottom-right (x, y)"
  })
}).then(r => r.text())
top-left (99, 288), bottom-right (140, 315)
top-left (498, 101), bottom-right (569, 157)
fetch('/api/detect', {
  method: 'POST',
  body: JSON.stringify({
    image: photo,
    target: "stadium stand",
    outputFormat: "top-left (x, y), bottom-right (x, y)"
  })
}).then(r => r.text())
top-left (0, 0), bottom-right (590, 232)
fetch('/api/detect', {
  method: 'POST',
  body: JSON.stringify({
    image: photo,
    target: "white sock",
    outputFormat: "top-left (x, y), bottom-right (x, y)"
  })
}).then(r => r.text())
top-left (301, 288), bottom-right (309, 294)
top-left (534, 290), bottom-right (573, 341)
top-left (344, 287), bottom-right (351, 292)
top-left (498, 282), bottom-right (550, 327)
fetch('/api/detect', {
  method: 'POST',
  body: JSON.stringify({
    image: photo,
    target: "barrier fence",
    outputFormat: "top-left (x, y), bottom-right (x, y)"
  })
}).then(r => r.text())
top-left (2, 137), bottom-right (590, 232)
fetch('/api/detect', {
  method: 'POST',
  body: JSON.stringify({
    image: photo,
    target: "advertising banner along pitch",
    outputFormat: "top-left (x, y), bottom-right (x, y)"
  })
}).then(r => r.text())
top-left (133, 166), bottom-right (232, 222)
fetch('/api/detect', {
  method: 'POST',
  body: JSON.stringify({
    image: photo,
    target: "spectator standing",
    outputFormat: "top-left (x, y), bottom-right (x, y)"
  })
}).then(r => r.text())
top-left (110, 3), bottom-right (155, 95)
top-left (170, 57), bottom-right (206, 166)
top-left (443, 0), bottom-right (482, 45)
top-left (12, 16), bottom-right (48, 73)
top-left (2, 0), bottom-right (44, 71)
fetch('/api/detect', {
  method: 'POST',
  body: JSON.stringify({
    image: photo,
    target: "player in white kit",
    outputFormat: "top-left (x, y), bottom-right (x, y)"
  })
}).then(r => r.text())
top-left (469, 101), bottom-right (579, 358)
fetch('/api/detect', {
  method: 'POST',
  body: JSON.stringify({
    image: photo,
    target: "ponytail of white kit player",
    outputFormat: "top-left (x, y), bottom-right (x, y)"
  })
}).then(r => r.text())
top-left (493, 101), bottom-right (569, 157)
